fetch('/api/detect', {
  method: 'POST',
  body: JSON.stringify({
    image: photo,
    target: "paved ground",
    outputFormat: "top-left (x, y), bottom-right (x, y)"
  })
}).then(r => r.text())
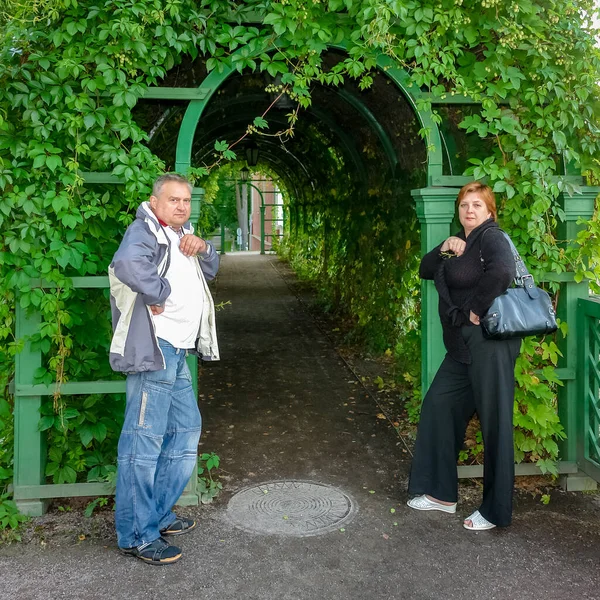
top-left (1, 253), bottom-right (600, 600)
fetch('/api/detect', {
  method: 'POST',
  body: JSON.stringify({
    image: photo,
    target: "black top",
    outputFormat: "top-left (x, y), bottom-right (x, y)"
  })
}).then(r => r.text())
top-left (420, 219), bottom-right (515, 363)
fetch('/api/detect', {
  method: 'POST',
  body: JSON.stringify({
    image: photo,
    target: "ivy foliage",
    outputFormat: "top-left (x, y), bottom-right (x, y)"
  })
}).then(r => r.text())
top-left (0, 0), bottom-right (599, 495)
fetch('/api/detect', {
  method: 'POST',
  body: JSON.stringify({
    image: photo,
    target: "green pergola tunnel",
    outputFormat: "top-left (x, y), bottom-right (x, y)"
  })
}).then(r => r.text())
top-left (12, 47), bottom-right (600, 515)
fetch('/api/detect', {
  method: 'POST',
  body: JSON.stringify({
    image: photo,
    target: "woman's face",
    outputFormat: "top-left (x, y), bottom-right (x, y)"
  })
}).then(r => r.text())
top-left (458, 192), bottom-right (492, 236)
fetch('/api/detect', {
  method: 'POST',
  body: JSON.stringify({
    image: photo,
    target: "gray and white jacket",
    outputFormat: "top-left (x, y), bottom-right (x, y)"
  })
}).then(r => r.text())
top-left (108, 202), bottom-right (220, 373)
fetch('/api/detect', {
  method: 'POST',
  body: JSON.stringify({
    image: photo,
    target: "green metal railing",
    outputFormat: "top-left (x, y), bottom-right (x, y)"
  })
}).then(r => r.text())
top-left (260, 203), bottom-right (285, 254)
top-left (577, 297), bottom-right (600, 483)
top-left (13, 277), bottom-right (200, 515)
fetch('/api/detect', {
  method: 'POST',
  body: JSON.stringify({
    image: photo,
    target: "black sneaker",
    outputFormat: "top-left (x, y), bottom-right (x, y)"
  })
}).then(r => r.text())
top-left (121, 537), bottom-right (182, 565)
top-left (160, 516), bottom-right (197, 536)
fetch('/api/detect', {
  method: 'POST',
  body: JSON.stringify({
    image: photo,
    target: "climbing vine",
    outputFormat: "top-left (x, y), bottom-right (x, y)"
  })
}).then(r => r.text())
top-left (0, 0), bottom-right (599, 506)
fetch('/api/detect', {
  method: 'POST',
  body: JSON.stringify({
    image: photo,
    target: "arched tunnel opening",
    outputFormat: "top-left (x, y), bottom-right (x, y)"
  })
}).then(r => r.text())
top-left (131, 49), bottom-right (443, 366)
top-left (122, 49), bottom-right (459, 491)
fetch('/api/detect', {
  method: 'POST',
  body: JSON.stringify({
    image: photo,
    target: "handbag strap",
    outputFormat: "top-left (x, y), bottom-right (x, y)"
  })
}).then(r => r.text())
top-left (481, 229), bottom-right (539, 299)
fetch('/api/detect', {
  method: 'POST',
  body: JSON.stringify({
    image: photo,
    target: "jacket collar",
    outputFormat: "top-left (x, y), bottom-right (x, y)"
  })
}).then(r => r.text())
top-left (459, 218), bottom-right (498, 250)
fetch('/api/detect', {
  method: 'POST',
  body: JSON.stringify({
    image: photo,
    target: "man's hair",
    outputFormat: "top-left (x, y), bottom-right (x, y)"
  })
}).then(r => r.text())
top-left (456, 181), bottom-right (497, 221)
top-left (152, 173), bottom-right (193, 197)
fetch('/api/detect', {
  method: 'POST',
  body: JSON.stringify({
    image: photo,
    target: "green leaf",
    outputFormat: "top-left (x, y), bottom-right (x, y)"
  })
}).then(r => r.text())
top-left (83, 114), bottom-right (96, 129)
top-left (91, 422), bottom-right (107, 442)
top-left (33, 154), bottom-right (46, 169)
top-left (253, 116), bottom-right (268, 129)
top-left (39, 416), bottom-right (55, 431)
top-left (46, 155), bottom-right (62, 173)
top-left (79, 426), bottom-right (94, 447)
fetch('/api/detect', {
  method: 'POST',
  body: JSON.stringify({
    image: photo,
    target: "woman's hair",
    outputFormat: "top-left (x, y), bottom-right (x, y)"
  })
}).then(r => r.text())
top-left (456, 182), bottom-right (497, 221)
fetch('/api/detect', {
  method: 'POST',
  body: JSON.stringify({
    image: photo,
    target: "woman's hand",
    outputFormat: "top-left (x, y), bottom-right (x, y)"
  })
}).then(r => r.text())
top-left (440, 236), bottom-right (466, 257)
top-left (469, 310), bottom-right (480, 325)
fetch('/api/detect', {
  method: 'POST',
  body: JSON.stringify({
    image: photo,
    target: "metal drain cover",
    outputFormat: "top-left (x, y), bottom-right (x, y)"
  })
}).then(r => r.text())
top-left (226, 480), bottom-right (357, 536)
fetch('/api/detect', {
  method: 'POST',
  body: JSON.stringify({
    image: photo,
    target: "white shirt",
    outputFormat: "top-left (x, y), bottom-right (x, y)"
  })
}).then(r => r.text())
top-left (153, 227), bottom-right (205, 349)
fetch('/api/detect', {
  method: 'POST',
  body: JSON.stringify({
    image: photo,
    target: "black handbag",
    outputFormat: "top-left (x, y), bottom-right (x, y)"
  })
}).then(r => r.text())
top-left (480, 232), bottom-right (558, 340)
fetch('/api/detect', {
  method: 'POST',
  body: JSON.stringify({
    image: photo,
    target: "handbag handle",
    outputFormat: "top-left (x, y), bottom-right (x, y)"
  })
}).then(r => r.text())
top-left (482, 229), bottom-right (539, 300)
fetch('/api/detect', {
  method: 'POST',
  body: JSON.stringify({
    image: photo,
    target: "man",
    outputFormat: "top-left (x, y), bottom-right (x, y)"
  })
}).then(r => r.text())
top-left (108, 173), bottom-right (219, 565)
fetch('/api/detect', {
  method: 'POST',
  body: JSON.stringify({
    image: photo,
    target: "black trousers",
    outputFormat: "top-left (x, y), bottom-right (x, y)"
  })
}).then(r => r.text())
top-left (408, 325), bottom-right (521, 527)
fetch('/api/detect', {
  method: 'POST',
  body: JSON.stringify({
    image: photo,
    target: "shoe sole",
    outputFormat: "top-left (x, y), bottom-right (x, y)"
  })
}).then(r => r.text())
top-left (121, 549), bottom-right (183, 565)
top-left (160, 521), bottom-right (197, 536)
top-left (407, 499), bottom-right (456, 514)
top-left (463, 522), bottom-right (496, 531)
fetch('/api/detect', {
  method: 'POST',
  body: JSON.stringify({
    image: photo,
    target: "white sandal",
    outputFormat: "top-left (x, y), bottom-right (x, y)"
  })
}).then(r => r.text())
top-left (407, 495), bottom-right (457, 514)
top-left (463, 510), bottom-right (496, 531)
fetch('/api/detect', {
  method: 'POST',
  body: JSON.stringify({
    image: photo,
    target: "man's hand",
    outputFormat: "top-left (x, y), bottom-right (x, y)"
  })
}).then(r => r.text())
top-left (179, 234), bottom-right (207, 257)
top-left (150, 305), bottom-right (165, 315)
top-left (469, 310), bottom-right (481, 325)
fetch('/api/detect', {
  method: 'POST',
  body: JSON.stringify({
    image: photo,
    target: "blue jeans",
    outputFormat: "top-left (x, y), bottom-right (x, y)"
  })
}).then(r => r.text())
top-left (115, 339), bottom-right (201, 549)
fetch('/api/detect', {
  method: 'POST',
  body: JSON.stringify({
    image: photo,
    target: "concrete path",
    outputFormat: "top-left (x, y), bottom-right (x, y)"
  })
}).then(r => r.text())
top-left (1, 253), bottom-right (599, 600)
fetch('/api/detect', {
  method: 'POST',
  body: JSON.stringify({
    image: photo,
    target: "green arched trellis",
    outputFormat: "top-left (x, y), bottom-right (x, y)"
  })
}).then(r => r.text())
top-left (170, 45), bottom-right (453, 388)
top-left (133, 46), bottom-right (600, 486)
top-left (13, 44), bottom-right (600, 516)
top-left (173, 49), bottom-right (445, 183)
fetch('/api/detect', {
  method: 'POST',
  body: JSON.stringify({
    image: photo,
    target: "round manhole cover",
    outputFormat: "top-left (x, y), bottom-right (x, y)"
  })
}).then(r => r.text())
top-left (226, 480), bottom-right (357, 536)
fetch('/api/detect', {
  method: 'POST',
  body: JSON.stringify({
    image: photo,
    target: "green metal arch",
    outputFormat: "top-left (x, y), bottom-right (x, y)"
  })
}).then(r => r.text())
top-left (191, 103), bottom-right (370, 185)
top-left (336, 88), bottom-right (397, 170)
top-left (374, 54), bottom-right (444, 183)
top-left (175, 64), bottom-right (234, 172)
top-left (174, 48), bottom-right (444, 184)
top-left (192, 126), bottom-right (317, 193)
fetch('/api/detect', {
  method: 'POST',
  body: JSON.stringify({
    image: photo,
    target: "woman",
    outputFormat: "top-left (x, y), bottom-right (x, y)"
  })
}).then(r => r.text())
top-left (407, 181), bottom-right (521, 530)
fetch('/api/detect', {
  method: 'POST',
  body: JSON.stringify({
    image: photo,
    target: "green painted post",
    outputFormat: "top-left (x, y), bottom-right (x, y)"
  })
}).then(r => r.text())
top-left (557, 187), bottom-right (599, 462)
top-left (412, 187), bottom-right (457, 395)
top-left (220, 221), bottom-right (226, 255)
top-left (260, 206), bottom-right (266, 254)
top-left (191, 186), bottom-right (203, 223)
top-left (14, 304), bottom-right (48, 516)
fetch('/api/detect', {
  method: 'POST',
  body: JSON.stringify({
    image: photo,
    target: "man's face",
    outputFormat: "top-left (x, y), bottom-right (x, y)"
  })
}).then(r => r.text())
top-left (149, 181), bottom-right (192, 228)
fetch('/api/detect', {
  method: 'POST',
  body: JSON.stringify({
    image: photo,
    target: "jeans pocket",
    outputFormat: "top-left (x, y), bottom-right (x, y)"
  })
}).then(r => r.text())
top-left (143, 361), bottom-right (177, 385)
top-left (179, 360), bottom-right (192, 383)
